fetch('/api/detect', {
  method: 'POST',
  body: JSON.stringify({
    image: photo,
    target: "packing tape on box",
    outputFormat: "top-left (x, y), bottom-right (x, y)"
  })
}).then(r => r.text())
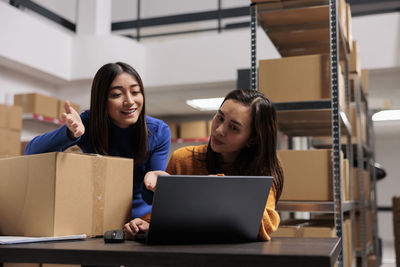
top-left (91, 155), bottom-right (106, 236)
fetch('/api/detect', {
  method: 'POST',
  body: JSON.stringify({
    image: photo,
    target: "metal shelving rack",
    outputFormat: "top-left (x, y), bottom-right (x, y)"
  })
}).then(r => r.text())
top-left (249, 1), bottom-right (372, 266)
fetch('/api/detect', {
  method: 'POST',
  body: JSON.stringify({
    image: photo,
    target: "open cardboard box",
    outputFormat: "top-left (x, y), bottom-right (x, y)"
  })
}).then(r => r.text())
top-left (0, 152), bottom-right (133, 237)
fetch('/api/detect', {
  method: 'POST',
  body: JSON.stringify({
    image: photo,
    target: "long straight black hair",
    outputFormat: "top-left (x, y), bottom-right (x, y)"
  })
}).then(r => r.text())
top-left (206, 89), bottom-right (284, 201)
top-left (89, 62), bottom-right (148, 165)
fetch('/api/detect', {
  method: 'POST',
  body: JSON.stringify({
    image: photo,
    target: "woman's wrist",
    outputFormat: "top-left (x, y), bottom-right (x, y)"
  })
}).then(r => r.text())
top-left (66, 128), bottom-right (77, 141)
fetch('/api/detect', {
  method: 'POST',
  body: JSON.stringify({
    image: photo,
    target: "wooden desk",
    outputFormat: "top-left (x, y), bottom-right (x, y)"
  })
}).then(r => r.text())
top-left (0, 237), bottom-right (341, 267)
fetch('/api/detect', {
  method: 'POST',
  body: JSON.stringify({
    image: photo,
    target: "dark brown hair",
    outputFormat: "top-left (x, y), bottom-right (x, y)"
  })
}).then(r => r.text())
top-left (206, 89), bottom-right (284, 201)
top-left (89, 62), bottom-right (148, 165)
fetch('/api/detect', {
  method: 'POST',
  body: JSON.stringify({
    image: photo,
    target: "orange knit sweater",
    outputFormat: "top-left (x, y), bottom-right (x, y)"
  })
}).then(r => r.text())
top-left (164, 144), bottom-right (280, 241)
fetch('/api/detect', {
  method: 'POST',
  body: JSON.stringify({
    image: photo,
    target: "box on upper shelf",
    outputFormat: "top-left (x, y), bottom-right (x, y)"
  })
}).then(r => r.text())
top-left (0, 152), bottom-right (133, 237)
top-left (352, 168), bottom-right (371, 202)
top-left (0, 104), bottom-right (23, 131)
top-left (180, 120), bottom-right (208, 139)
top-left (277, 149), bottom-right (346, 201)
top-left (256, 0), bottom-right (350, 57)
top-left (14, 93), bottom-right (58, 119)
top-left (58, 100), bottom-right (81, 121)
top-left (349, 40), bottom-right (361, 74)
top-left (259, 54), bottom-right (346, 113)
top-left (0, 129), bottom-right (21, 157)
top-left (166, 122), bottom-right (178, 139)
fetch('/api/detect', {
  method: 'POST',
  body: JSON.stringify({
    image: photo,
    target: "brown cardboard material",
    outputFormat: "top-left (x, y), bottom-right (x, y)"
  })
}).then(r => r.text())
top-left (14, 93), bottom-right (59, 119)
top-left (277, 149), bottom-right (344, 201)
top-left (349, 40), bottom-right (361, 74)
top-left (259, 54), bottom-right (346, 112)
top-left (180, 121), bottom-right (208, 139)
top-left (259, 54), bottom-right (330, 103)
top-left (0, 152), bottom-right (133, 237)
top-left (355, 210), bottom-right (373, 249)
top-left (352, 168), bottom-right (371, 201)
top-left (349, 103), bottom-right (367, 143)
top-left (0, 104), bottom-right (23, 131)
top-left (166, 122), bottom-right (178, 139)
top-left (272, 218), bottom-right (353, 267)
top-left (361, 69), bottom-right (369, 96)
top-left (346, 3), bottom-right (353, 52)
top-left (0, 129), bottom-right (21, 156)
top-left (58, 100), bottom-right (81, 121)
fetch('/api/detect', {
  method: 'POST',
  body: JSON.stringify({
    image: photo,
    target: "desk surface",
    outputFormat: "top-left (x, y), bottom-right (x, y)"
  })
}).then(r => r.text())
top-left (0, 237), bottom-right (341, 267)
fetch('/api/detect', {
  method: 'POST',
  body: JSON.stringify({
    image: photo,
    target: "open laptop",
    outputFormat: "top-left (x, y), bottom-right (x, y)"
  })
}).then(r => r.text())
top-left (143, 175), bottom-right (273, 245)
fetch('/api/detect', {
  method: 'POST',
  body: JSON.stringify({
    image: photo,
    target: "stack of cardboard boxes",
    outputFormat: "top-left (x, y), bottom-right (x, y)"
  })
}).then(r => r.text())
top-left (251, 0), bottom-right (377, 266)
top-left (0, 104), bottom-right (22, 157)
top-left (14, 93), bottom-right (80, 121)
top-left (1, 93), bottom-right (127, 267)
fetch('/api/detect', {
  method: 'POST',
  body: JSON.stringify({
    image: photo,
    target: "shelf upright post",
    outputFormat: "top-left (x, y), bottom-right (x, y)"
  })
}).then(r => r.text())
top-left (354, 72), bottom-right (367, 267)
top-left (367, 108), bottom-right (381, 265)
top-left (329, 0), bottom-right (344, 266)
top-left (250, 3), bottom-right (257, 91)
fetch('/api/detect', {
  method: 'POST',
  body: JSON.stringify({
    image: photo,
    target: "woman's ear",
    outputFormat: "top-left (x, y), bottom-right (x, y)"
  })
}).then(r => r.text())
top-left (246, 137), bottom-right (257, 147)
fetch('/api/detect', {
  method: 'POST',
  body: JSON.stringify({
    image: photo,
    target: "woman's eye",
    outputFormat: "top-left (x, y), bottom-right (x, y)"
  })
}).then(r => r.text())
top-left (230, 125), bottom-right (238, 131)
top-left (217, 115), bottom-right (223, 122)
top-left (110, 93), bottom-right (121, 98)
top-left (131, 91), bottom-right (140, 96)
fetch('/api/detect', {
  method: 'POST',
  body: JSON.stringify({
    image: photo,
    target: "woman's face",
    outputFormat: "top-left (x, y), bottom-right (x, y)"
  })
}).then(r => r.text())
top-left (210, 99), bottom-right (254, 163)
top-left (107, 72), bottom-right (143, 128)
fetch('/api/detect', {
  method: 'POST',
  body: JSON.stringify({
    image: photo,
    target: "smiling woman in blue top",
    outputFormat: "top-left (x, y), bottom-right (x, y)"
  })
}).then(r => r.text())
top-left (25, 62), bottom-right (171, 219)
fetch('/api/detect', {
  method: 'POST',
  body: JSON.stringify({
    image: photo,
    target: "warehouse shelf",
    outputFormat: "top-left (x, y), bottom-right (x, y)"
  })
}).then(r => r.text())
top-left (277, 201), bottom-right (355, 213)
top-left (311, 138), bottom-right (371, 157)
top-left (256, 0), bottom-right (350, 58)
top-left (275, 107), bottom-right (352, 137)
top-left (250, 1), bottom-right (355, 266)
top-left (22, 113), bottom-right (64, 126)
top-left (356, 243), bottom-right (374, 257)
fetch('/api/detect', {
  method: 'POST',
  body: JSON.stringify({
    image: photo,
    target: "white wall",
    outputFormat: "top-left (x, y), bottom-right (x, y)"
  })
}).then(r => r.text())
top-left (352, 12), bottom-right (400, 69)
top-left (373, 121), bottom-right (400, 243)
top-left (0, 1), bottom-right (73, 81)
top-left (143, 27), bottom-right (278, 89)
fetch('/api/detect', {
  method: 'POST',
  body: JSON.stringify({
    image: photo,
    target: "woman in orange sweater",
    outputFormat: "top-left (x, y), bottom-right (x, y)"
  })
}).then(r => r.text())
top-left (124, 89), bottom-right (284, 241)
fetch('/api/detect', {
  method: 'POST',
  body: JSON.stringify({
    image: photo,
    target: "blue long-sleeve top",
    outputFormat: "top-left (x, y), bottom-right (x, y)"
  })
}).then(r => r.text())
top-left (25, 110), bottom-right (171, 219)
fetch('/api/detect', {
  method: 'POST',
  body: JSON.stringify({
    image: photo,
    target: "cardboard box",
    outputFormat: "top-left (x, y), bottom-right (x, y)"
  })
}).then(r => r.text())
top-left (346, 3), bottom-right (353, 52)
top-left (352, 168), bottom-right (371, 201)
top-left (14, 93), bottom-right (59, 119)
top-left (259, 54), bottom-right (346, 111)
top-left (180, 121), bottom-right (208, 139)
top-left (0, 129), bottom-right (21, 156)
top-left (58, 100), bottom-right (81, 121)
top-left (259, 54), bottom-right (330, 102)
top-left (272, 218), bottom-right (354, 267)
top-left (349, 41), bottom-right (361, 74)
top-left (361, 69), bottom-right (369, 96)
top-left (0, 152), bottom-right (133, 237)
top-left (343, 158), bottom-right (350, 201)
top-left (21, 140), bottom-right (30, 155)
top-left (166, 122), bottom-right (178, 139)
top-left (355, 210), bottom-right (373, 249)
top-left (349, 103), bottom-right (367, 143)
top-left (277, 149), bottom-right (344, 201)
top-left (0, 104), bottom-right (23, 131)
top-left (207, 120), bottom-right (213, 136)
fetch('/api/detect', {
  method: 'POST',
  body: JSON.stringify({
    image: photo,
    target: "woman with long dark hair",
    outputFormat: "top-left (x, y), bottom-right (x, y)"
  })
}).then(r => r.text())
top-left (25, 62), bottom-right (171, 219)
top-left (124, 89), bottom-right (283, 241)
